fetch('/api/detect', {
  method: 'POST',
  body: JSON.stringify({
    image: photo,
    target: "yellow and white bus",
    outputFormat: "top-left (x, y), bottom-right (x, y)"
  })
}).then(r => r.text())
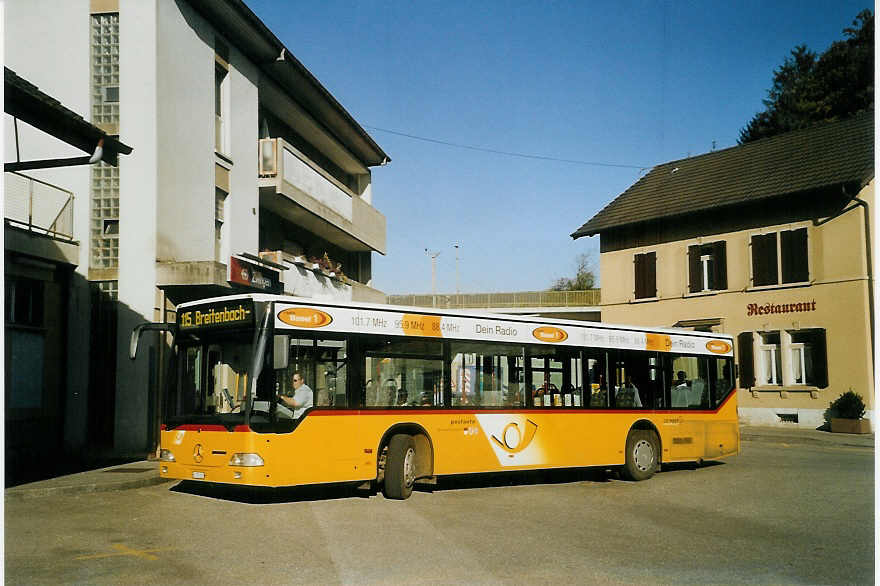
top-left (131, 294), bottom-right (739, 499)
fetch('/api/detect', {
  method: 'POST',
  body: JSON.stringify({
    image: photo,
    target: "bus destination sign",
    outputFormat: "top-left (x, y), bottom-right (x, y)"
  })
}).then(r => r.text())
top-left (178, 299), bottom-right (255, 331)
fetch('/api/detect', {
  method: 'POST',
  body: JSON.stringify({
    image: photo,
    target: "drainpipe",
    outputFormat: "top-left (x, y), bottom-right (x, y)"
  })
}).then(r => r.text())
top-left (816, 186), bottom-right (874, 377)
top-left (851, 192), bottom-right (874, 379)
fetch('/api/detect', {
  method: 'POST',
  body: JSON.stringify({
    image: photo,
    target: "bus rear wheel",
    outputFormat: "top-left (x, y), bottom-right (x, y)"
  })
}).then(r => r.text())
top-left (383, 434), bottom-right (416, 500)
top-left (622, 429), bottom-right (659, 481)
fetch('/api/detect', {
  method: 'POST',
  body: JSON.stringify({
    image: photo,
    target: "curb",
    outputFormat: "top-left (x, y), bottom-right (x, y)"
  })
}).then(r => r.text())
top-left (5, 462), bottom-right (173, 501)
top-left (740, 427), bottom-right (874, 449)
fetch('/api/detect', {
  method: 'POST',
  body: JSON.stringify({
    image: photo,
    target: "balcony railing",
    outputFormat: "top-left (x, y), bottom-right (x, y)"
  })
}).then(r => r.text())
top-left (5, 171), bottom-right (74, 240)
top-left (258, 137), bottom-right (387, 254)
top-left (387, 289), bottom-right (601, 309)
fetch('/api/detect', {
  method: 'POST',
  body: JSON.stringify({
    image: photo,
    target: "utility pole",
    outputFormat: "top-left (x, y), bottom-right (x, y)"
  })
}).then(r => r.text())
top-left (425, 248), bottom-right (440, 301)
top-left (453, 243), bottom-right (461, 295)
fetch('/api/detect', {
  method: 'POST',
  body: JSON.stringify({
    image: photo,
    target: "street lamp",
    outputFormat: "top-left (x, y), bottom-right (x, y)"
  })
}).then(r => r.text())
top-left (425, 248), bottom-right (440, 297)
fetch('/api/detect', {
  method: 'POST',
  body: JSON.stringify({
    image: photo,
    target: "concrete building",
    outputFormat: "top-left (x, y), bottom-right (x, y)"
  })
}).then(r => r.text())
top-left (5, 0), bottom-right (389, 461)
top-left (573, 112), bottom-right (874, 429)
top-left (5, 67), bottom-right (133, 484)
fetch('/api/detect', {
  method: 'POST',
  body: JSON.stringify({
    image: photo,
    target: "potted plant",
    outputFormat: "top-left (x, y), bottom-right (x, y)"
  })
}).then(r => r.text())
top-left (826, 390), bottom-right (871, 434)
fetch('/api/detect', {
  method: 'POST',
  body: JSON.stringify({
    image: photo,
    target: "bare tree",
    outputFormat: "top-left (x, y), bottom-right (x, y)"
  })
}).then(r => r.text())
top-left (550, 253), bottom-right (597, 291)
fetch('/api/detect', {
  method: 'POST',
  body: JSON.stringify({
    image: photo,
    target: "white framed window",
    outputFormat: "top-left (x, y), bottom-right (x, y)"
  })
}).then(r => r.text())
top-left (700, 254), bottom-right (713, 291)
top-left (739, 329), bottom-right (828, 389)
top-left (214, 39), bottom-right (230, 155)
top-left (790, 342), bottom-right (806, 384)
top-left (215, 188), bottom-right (227, 263)
top-left (756, 332), bottom-right (781, 386)
top-left (688, 241), bottom-right (727, 293)
top-left (215, 64), bottom-right (228, 154)
top-left (788, 329), bottom-right (824, 386)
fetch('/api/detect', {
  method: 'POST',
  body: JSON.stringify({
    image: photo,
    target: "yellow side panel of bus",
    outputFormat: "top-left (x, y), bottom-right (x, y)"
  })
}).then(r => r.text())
top-left (160, 397), bottom-right (739, 488)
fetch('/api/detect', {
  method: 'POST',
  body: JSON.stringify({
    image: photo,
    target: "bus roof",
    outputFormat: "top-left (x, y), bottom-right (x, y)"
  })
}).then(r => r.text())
top-left (176, 293), bottom-right (734, 356)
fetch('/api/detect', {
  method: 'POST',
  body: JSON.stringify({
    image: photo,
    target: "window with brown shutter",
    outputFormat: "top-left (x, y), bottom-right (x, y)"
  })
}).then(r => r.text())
top-left (634, 252), bottom-right (656, 299)
top-left (687, 245), bottom-right (701, 293)
top-left (752, 229), bottom-right (808, 287)
top-left (736, 332), bottom-right (755, 389)
top-left (781, 228), bottom-right (808, 283)
top-left (713, 241), bottom-right (727, 290)
top-left (751, 233), bottom-right (778, 286)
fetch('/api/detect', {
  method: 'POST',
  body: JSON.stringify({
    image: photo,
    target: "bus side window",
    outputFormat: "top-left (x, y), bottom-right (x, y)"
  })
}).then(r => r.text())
top-left (364, 338), bottom-right (443, 408)
top-left (585, 351), bottom-right (608, 408)
top-left (665, 354), bottom-right (710, 409)
top-left (316, 340), bottom-right (347, 408)
top-left (710, 357), bottom-right (734, 407)
top-left (450, 341), bottom-right (524, 407)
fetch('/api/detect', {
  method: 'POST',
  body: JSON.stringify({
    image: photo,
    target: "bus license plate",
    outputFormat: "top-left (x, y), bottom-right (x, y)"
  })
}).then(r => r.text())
top-left (192, 471), bottom-right (205, 480)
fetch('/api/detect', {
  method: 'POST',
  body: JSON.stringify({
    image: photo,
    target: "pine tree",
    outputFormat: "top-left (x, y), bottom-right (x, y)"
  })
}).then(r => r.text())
top-left (739, 9), bottom-right (873, 144)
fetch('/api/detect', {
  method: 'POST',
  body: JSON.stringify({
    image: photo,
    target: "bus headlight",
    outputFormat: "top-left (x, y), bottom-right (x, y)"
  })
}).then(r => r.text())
top-left (159, 449), bottom-right (175, 462)
top-left (229, 453), bottom-right (264, 467)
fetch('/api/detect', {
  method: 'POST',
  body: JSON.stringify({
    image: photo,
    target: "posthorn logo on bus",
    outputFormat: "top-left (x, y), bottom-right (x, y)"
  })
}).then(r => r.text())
top-left (706, 340), bottom-right (732, 354)
top-left (490, 420), bottom-right (539, 454)
top-left (278, 307), bottom-right (333, 328)
top-left (532, 326), bottom-right (568, 343)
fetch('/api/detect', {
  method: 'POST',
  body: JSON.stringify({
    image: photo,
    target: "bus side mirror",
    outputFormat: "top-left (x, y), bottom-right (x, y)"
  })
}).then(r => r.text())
top-left (130, 324), bottom-right (147, 359)
top-left (274, 335), bottom-right (289, 370)
top-left (130, 322), bottom-right (178, 360)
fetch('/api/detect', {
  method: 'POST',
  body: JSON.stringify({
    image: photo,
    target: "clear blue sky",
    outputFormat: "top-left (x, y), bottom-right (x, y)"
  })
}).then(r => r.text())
top-left (247, 0), bottom-right (870, 294)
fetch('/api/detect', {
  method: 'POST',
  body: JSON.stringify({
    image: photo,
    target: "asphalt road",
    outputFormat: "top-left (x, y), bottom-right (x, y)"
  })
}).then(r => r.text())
top-left (5, 435), bottom-right (873, 585)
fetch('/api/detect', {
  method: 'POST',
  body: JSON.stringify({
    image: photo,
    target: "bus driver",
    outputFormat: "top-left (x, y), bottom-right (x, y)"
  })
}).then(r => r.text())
top-left (280, 372), bottom-right (314, 418)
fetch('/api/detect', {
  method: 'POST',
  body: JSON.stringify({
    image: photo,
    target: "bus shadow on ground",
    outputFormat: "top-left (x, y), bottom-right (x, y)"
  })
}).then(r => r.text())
top-left (659, 460), bottom-right (724, 474)
top-left (417, 467), bottom-right (615, 494)
top-left (170, 480), bottom-right (373, 504)
top-left (418, 460), bottom-right (725, 494)
top-left (168, 461), bottom-right (724, 503)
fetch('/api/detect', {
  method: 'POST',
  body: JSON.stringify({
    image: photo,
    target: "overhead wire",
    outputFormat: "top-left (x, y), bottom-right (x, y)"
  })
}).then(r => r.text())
top-left (363, 125), bottom-right (651, 171)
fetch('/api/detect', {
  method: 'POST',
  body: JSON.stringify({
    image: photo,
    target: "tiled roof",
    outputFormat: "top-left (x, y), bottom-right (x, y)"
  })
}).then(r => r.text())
top-left (572, 110), bottom-right (874, 237)
top-left (4, 67), bottom-right (132, 165)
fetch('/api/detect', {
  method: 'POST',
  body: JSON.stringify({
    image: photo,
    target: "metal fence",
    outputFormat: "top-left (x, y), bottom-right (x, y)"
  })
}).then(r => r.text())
top-left (387, 289), bottom-right (601, 309)
top-left (5, 171), bottom-right (75, 239)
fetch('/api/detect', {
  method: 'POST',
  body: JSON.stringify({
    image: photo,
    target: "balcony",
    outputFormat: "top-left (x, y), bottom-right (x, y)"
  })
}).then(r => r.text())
top-left (258, 138), bottom-right (386, 255)
top-left (5, 171), bottom-right (74, 239)
top-left (4, 171), bottom-right (78, 265)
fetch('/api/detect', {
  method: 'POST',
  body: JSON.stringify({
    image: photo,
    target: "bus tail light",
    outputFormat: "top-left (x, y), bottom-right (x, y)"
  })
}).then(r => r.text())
top-left (229, 453), bottom-right (264, 467)
top-left (159, 449), bottom-right (175, 462)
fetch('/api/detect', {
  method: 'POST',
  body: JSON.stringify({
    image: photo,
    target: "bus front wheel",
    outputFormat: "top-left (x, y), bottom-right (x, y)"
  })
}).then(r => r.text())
top-left (622, 430), bottom-right (659, 481)
top-left (383, 434), bottom-right (416, 500)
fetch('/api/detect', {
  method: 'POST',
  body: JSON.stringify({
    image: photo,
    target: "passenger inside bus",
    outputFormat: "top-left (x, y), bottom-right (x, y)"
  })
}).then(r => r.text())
top-left (590, 374), bottom-right (607, 407)
top-left (671, 371), bottom-right (690, 407)
top-left (614, 375), bottom-right (642, 408)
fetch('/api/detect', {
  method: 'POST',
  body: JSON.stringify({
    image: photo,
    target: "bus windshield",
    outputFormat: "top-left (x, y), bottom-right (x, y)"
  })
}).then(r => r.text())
top-left (168, 329), bottom-right (298, 431)
top-left (165, 298), bottom-right (299, 431)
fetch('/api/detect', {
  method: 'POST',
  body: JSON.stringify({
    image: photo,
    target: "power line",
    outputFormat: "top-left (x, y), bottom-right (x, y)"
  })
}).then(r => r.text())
top-left (364, 124), bottom-right (650, 170)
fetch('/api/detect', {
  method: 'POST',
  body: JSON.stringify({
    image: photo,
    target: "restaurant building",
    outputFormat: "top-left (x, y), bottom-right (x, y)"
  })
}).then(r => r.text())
top-left (572, 111), bottom-right (874, 429)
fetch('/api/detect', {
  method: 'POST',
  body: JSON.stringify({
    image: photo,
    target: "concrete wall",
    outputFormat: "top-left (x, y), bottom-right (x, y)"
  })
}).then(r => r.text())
top-left (225, 44), bottom-right (260, 259)
top-left (115, 0), bottom-right (160, 452)
top-left (154, 0), bottom-right (214, 262)
top-left (151, 1), bottom-right (260, 263)
top-left (597, 181), bottom-right (875, 428)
